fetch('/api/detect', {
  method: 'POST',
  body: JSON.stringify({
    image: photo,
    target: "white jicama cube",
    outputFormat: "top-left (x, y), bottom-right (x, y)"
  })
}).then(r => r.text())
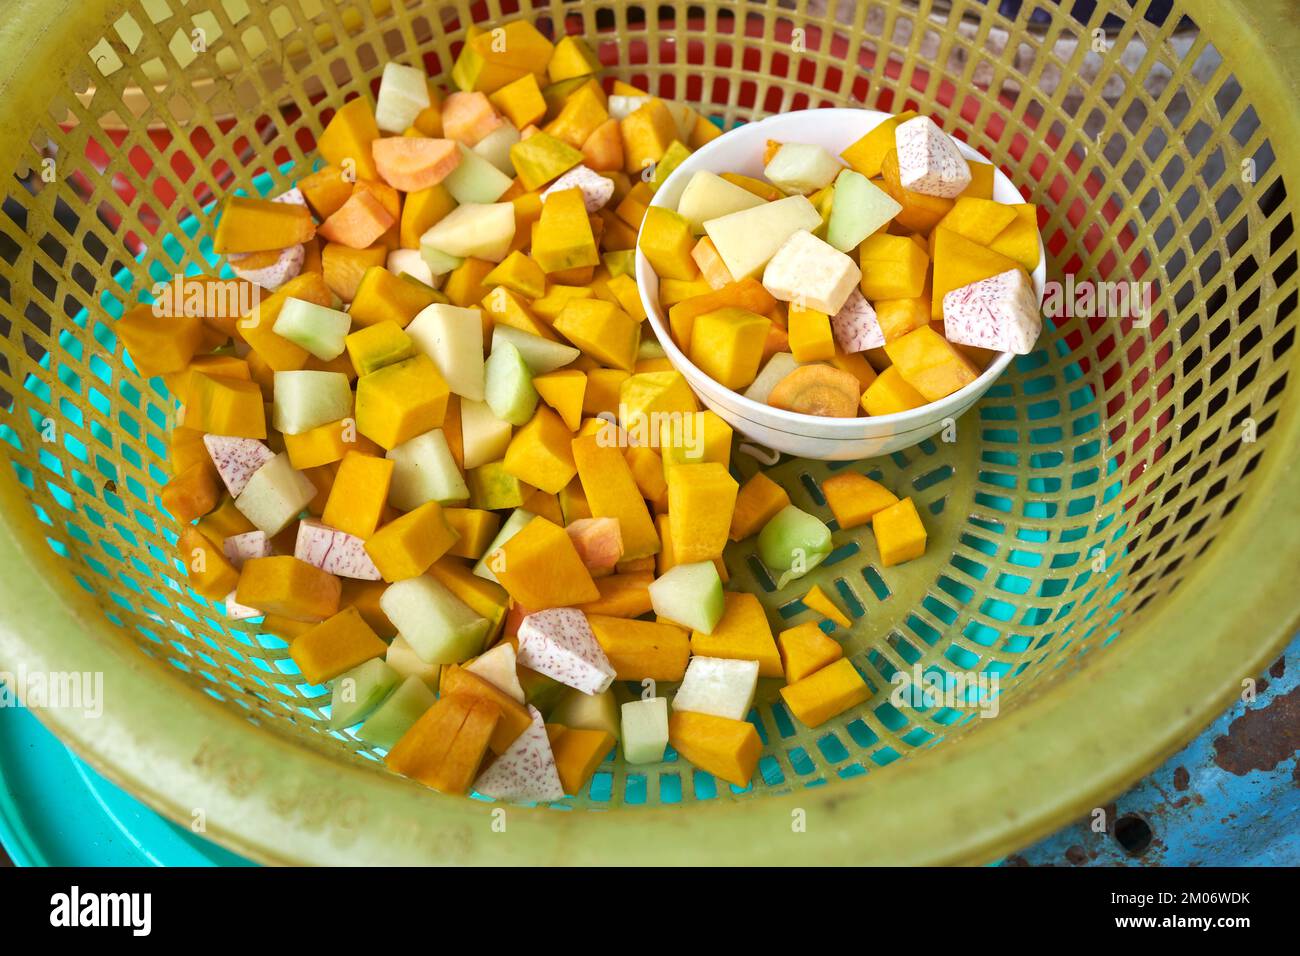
top-left (943, 267), bottom-right (1042, 354)
top-left (830, 288), bottom-right (885, 353)
top-left (762, 229), bottom-right (862, 315)
top-left (271, 370), bottom-right (353, 435)
top-left (222, 530), bottom-right (272, 569)
top-left (516, 607), bottom-right (616, 696)
top-left (541, 165), bottom-right (614, 212)
top-left (672, 656), bottom-right (759, 721)
top-left (385, 428), bottom-right (469, 511)
top-left (826, 169), bottom-right (901, 252)
top-left (235, 452), bottom-right (316, 536)
top-left (272, 297), bottom-right (351, 361)
top-left (744, 352), bottom-right (801, 404)
top-left (204, 434), bottom-right (274, 497)
top-left (474, 705), bottom-right (565, 802)
top-left (419, 201), bottom-right (515, 263)
top-left (406, 303), bottom-right (486, 401)
top-left (675, 171), bottom-right (765, 234)
top-left (704, 194), bottom-right (822, 281)
top-left (387, 248), bottom-right (435, 287)
top-left (895, 116), bottom-right (971, 199)
top-left (295, 519), bottom-right (382, 580)
top-left (620, 697), bottom-right (669, 764)
top-left (465, 642), bottom-right (526, 703)
top-left (224, 591), bottom-right (262, 621)
top-left (375, 62), bottom-right (431, 134)
top-left (763, 142), bottom-right (843, 194)
top-left (381, 576), bottom-right (490, 665)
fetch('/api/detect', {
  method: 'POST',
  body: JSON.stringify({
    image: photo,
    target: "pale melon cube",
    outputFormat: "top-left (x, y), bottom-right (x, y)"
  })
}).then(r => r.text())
top-left (420, 201), bottom-right (516, 263)
top-left (381, 576), bottom-right (490, 665)
top-left (406, 302), bottom-right (486, 401)
top-left (375, 62), bottom-right (431, 134)
top-left (491, 325), bottom-right (580, 374)
top-left (385, 428), bottom-right (469, 511)
top-left (763, 142), bottom-right (842, 194)
top-left (761, 228), bottom-right (862, 314)
top-left (676, 170), bottom-right (765, 234)
top-left (620, 697), bottom-right (669, 764)
top-left (703, 194), bottom-right (821, 280)
top-left (272, 298), bottom-right (351, 361)
top-left (387, 248), bottom-right (435, 287)
top-left (743, 352), bottom-right (802, 404)
top-left (826, 169), bottom-right (902, 252)
top-left (465, 642), bottom-right (526, 703)
top-left (385, 634), bottom-right (441, 689)
top-left (672, 656), bottom-right (759, 721)
top-left (444, 143), bottom-right (514, 205)
top-left (473, 122), bottom-right (521, 176)
top-left (271, 370), bottom-right (353, 435)
top-left (234, 452), bottom-right (316, 536)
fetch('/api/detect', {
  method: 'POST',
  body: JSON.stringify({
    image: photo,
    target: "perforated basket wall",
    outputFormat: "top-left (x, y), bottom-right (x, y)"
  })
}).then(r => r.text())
top-left (0, 0), bottom-right (1296, 865)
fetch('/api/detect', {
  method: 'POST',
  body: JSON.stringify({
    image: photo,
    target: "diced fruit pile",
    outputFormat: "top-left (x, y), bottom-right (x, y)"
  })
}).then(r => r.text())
top-left (648, 112), bottom-right (1043, 417)
top-left (140, 21), bottom-right (936, 800)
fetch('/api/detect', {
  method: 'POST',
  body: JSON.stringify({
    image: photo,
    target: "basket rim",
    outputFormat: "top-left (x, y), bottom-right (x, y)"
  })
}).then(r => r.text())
top-left (0, 0), bottom-right (1298, 865)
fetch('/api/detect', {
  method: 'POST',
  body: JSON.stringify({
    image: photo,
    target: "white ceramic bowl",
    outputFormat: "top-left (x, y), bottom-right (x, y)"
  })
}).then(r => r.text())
top-left (635, 107), bottom-right (1047, 460)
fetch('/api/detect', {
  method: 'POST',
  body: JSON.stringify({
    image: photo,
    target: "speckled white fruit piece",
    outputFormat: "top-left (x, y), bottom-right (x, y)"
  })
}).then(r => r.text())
top-left (943, 267), bottom-right (1041, 355)
top-left (204, 434), bottom-right (275, 497)
top-left (830, 288), bottom-right (885, 353)
top-left (541, 166), bottom-right (614, 212)
top-left (294, 519), bottom-right (382, 580)
top-left (222, 530), bottom-right (272, 569)
top-left (465, 642), bottom-right (526, 703)
top-left (894, 116), bottom-right (971, 199)
top-left (672, 656), bottom-right (759, 720)
top-left (473, 705), bottom-right (564, 802)
top-left (228, 189), bottom-right (308, 290)
top-left (516, 608), bottom-right (616, 695)
top-left (224, 591), bottom-right (262, 620)
top-left (761, 229), bottom-right (862, 315)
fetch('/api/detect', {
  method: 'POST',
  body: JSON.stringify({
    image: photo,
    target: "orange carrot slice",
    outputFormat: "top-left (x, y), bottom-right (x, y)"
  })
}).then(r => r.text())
top-left (317, 189), bottom-right (396, 249)
top-left (442, 91), bottom-right (504, 147)
top-left (767, 365), bottom-right (862, 418)
top-left (372, 137), bottom-right (462, 192)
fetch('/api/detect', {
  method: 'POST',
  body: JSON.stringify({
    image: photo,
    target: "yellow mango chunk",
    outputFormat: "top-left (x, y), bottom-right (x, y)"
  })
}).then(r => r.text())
top-left (184, 372), bottom-right (267, 439)
top-left (443, 508), bottom-right (501, 560)
top-left (544, 83), bottom-right (609, 149)
top-left (667, 462), bottom-right (738, 563)
top-left (495, 516), bottom-right (600, 609)
top-left (639, 206), bottom-right (697, 281)
top-left (213, 194), bottom-right (315, 254)
top-left (961, 160), bottom-right (996, 200)
top-left (322, 451), bottom-right (393, 539)
top-left (398, 183), bottom-right (456, 249)
top-left (298, 165), bottom-right (355, 219)
top-left (936, 196), bottom-right (1018, 246)
top-left (840, 110), bottom-right (918, 179)
top-left (668, 711), bottom-right (761, 787)
top-left (388, 694), bottom-right (500, 794)
top-left (729, 473), bottom-right (791, 541)
top-left (340, 578), bottom-right (395, 639)
top-left (884, 325), bottom-right (979, 401)
top-left (365, 500), bottom-right (459, 582)
top-left (533, 369), bottom-right (586, 431)
top-left (820, 471), bottom-right (899, 529)
top-left (572, 433), bottom-right (660, 560)
top-left (236, 556), bottom-right (341, 623)
top-left (196, 496), bottom-right (255, 545)
top-left (787, 304), bottom-right (836, 362)
top-left (165, 354), bottom-right (250, 404)
top-left (553, 298), bottom-right (639, 371)
top-left (801, 585), bottom-right (852, 628)
top-left (521, 488), bottom-right (565, 526)
top-left (577, 571), bottom-right (654, 618)
top-left (429, 556), bottom-right (510, 644)
top-left (551, 726), bottom-right (614, 795)
top-left (531, 187), bottom-right (599, 274)
top-left (780, 657), bottom-right (870, 727)
top-left (872, 496), bottom-right (927, 567)
top-left (625, 444), bottom-right (668, 510)
top-left (350, 267), bottom-right (439, 329)
top-left (658, 276), bottom-right (714, 307)
top-left (321, 243), bottom-right (388, 304)
top-left (588, 615), bottom-right (690, 681)
top-left (988, 203), bottom-right (1040, 271)
top-left (116, 304), bottom-right (204, 379)
top-left (862, 365), bottom-right (928, 416)
top-left (690, 591), bottom-right (783, 678)
top-left (659, 410), bottom-right (732, 478)
top-left (829, 350), bottom-right (879, 389)
top-left (688, 307), bottom-right (771, 390)
top-left (290, 606), bottom-right (387, 685)
top-left (880, 146), bottom-right (954, 233)
top-left (439, 257), bottom-right (494, 309)
top-left (874, 296), bottom-right (930, 343)
top-left (178, 526), bottom-right (238, 600)
top-left (548, 35), bottom-right (602, 83)
top-left (930, 226), bottom-right (1020, 320)
top-left (656, 514), bottom-right (729, 582)
top-left (345, 320), bottom-right (416, 377)
top-left (318, 97), bottom-right (381, 182)
top-left (777, 622), bottom-right (844, 683)
top-left (858, 232), bottom-right (930, 300)
top-left (582, 367), bottom-right (630, 417)
top-left (489, 73), bottom-right (547, 129)
top-left (483, 249), bottom-right (548, 299)
top-left (355, 354), bottom-right (450, 449)
top-left (721, 172), bottom-right (783, 201)
top-left (503, 405), bottom-right (577, 494)
top-left (168, 427), bottom-right (211, 480)
top-left (621, 98), bottom-right (677, 174)
top-left (452, 20), bottom-right (553, 93)
top-left (620, 370), bottom-right (698, 432)
top-left (614, 180), bottom-right (653, 229)
top-left (282, 419), bottom-right (350, 470)
top-left (666, 277), bottom-right (776, 353)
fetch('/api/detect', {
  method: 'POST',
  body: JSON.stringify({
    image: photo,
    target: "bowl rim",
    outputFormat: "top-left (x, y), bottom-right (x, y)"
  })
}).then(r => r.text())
top-left (634, 106), bottom-right (1047, 435)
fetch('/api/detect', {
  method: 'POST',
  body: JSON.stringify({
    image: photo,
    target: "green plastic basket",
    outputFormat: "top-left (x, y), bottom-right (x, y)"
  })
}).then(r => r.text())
top-left (0, 0), bottom-right (1297, 865)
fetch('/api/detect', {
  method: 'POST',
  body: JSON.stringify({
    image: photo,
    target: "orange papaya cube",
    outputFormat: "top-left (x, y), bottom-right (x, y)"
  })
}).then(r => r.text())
top-left (503, 405), bottom-right (577, 495)
top-left (365, 500), bottom-right (459, 582)
top-left (213, 194), bottom-right (315, 254)
top-left (779, 657), bottom-right (870, 727)
top-left (489, 73), bottom-right (547, 129)
top-left (184, 373), bottom-right (267, 439)
top-left (165, 354), bottom-right (251, 404)
top-left (589, 615), bottom-right (690, 681)
top-left (655, 513), bottom-right (727, 582)
top-left (544, 83), bottom-right (610, 149)
top-left (577, 571), bottom-right (655, 618)
top-left (689, 591), bottom-right (783, 678)
top-left (880, 146), bottom-right (954, 233)
top-left (777, 622), bottom-right (844, 683)
top-left (115, 303), bottom-right (204, 379)
top-left (820, 471), bottom-right (899, 529)
top-left (872, 496), bottom-right (927, 567)
top-left (533, 369), bottom-right (586, 431)
top-left (624, 444), bottom-right (668, 508)
top-left (620, 98), bottom-right (677, 174)
top-left (177, 525), bottom-right (238, 600)
top-left (666, 277), bottom-right (777, 353)
top-left (428, 695), bottom-right (502, 794)
top-left (322, 451), bottom-right (394, 539)
top-left (495, 516), bottom-right (600, 609)
top-left (582, 117), bottom-right (624, 172)
top-left (532, 187), bottom-right (599, 273)
top-left (168, 426), bottom-right (214, 476)
top-left (553, 298), bottom-right (639, 371)
top-left (319, 243), bottom-right (386, 303)
top-left (936, 196), bottom-right (1018, 246)
top-left (297, 165), bottom-right (354, 219)
top-left (289, 605), bottom-right (387, 684)
top-left (688, 307), bottom-right (770, 391)
top-left (196, 496), bottom-right (255, 545)
top-left (318, 189), bottom-right (396, 250)
top-left (236, 555), bottom-right (341, 622)
top-left (862, 365), bottom-right (928, 416)
top-left (987, 203), bottom-right (1041, 271)
top-left (161, 460), bottom-right (220, 526)
top-left (580, 368), bottom-right (629, 419)
top-left (483, 285), bottom-right (556, 340)
top-left (443, 508), bottom-right (501, 560)
top-left (839, 110), bottom-right (918, 178)
top-left (386, 693), bottom-right (473, 786)
top-left (318, 97), bottom-right (381, 182)
top-left (787, 304), bottom-right (836, 362)
top-left (399, 182), bottom-right (456, 249)
top-left (443, 257), bottom-right (497, 309)
top-left (874, 296), bottom-right (931, 343)
top-left (667, 462), bottom-right (738, 564)
top-left (883, 325), bottom-right (979, 401)
top-left (451, 20), bottom-right (552, 93)
top-left (801, 585), bottom-right (853, 629)
top-left (668, 711), bottom-right (761, 787)
top-left (439, 663), bottom-right (531, 754)
top-left (614, 180), bottom-right (653, 229)
top-left (639, 206), bottom-right (697, 281)
top-left (282, 419), bottom-right (352, 470)
top-left (571, 433), bottom-right (660, 559)
top-left (350, 267), bottom-right (438, 329)
top-left (548, 35), bottom-right (602, 83)
top-left (339, 577), bottom-right (395, 639)
top-left (355, 354), bottom-right (449, 449)
top-left (345, 320), bottom-right (416, 377)
top-left (858, 232), bottom-right (930, 300)
top-left (551, 726), bottom-right (614, 795)
top-left (729, 472), bottom-right (791, 541)
top-left (960, 159), bottom-right (996, 200)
